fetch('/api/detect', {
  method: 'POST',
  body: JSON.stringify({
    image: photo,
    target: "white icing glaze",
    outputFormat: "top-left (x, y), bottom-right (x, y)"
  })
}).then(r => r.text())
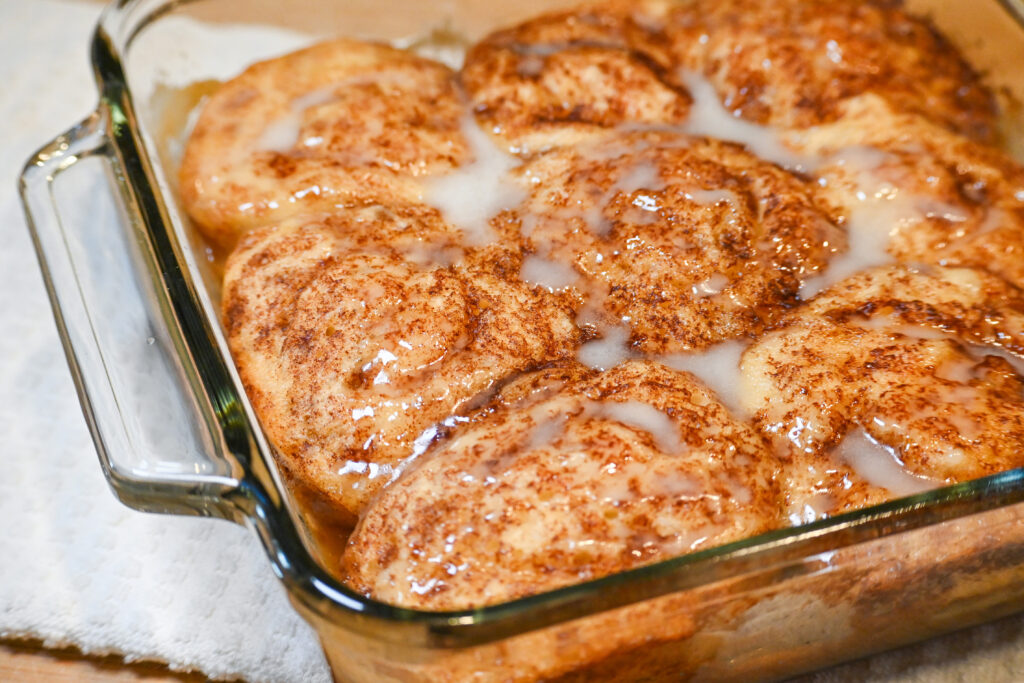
top-left (593, 400), bottom-right (686, 455)
top-left (800, 147), bottom-right (974, 296)
top-left (612, 156), bottom-right (664, 194)
top-left (483, 398), bottom-right (691, 499)
top-left (691, 273), bottom-right (728, 297)
top-left (257, 86), bottom-right (340, 151)
top-left (576, 325), bottom-right (635, 371)
top-left (834, 429), bottom-right (939, 497)
top-left (849, 312), bottom-right (1024, 376)
top-left (934, 355), bottom-right (978, 383)
top-left (660, 340), bottom-right (749, 417)
top-left (797, 217), bottom-right (892, 298)
top-left (559, 148), bottom-right (667, 236)
top-left (520, 254), bottom-right (579, 292)
top-left (256, 69), bottom-right (434, 153)
top-left (675, 70), bottom-right (815, 172)
top-left (976, 344), bottom-right (1024, 377)
top-left (797, 149), bottom-right (910, 295)
top-left (423, 115), bottom-right (525, 246)
top-left (520, 396), bottom-right (686, 458)
top-left (848, 312), bottom-right (951, 339)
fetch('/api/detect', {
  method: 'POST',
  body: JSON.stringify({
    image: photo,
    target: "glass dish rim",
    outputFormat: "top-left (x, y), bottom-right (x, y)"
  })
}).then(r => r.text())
top-left (85, 0), bottom-right (1024, 650)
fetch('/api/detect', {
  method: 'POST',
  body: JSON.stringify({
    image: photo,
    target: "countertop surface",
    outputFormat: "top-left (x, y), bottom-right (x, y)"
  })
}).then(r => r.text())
top-left (0, 640), bottom-right (207, 682)
top-left (5, 1), bottom-right (1024, 681)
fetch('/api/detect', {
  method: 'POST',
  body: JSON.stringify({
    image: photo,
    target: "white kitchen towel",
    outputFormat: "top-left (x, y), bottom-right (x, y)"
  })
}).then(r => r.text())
top-left (0, 0), bottom-right (330, 680)
top-left (3, 1), bottom-right (1024, 682)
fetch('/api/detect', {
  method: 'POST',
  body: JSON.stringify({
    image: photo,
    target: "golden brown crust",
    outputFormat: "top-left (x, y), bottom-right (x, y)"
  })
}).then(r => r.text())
top-left (177, 0), bottom-right (1024, 620)
top-left (666, 0), bottom-right (997, 142)
top-left (180, 39), bottom-right (469, 249)
top-left (460, 2), bottom-right (691, 153)
top-left (222, 210), bottom-right (581, 520)
top-left (510, 130), bottom-right (844, 352)
top-left (342, 360), bottom-right (782, 609)
top-left (741, 266), bottom-right (1024, 520)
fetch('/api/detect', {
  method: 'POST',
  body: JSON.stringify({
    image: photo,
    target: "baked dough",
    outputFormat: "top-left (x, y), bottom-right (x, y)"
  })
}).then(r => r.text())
top-left (509, 130), bottom-right (843, 351)
top-left (180, 40), bottom-right (468, 248)
top-left (741, 266), bottom-right (1024, 520)
top-left (222, 208), bottom-right (580, 521)
top-left (461, 1), bottom-right (690, 153)
top-left (343, 360), bottom-right (781, 609)
top-left (666, 0), bottom-right (997, 141)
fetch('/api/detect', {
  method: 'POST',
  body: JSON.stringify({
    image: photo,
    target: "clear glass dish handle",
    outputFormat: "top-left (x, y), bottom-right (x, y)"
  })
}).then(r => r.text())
top-left (19, 106), bottom-right (247, 520)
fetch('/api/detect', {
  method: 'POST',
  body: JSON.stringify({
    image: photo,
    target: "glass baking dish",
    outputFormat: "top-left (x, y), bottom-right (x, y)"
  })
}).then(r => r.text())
top-left (18, 0), bottom-right (1024, 680)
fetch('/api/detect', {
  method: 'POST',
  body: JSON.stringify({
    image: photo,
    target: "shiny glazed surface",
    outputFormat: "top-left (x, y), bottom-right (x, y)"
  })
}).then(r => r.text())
top-left (174, 0), bottom-right (1024, 614)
